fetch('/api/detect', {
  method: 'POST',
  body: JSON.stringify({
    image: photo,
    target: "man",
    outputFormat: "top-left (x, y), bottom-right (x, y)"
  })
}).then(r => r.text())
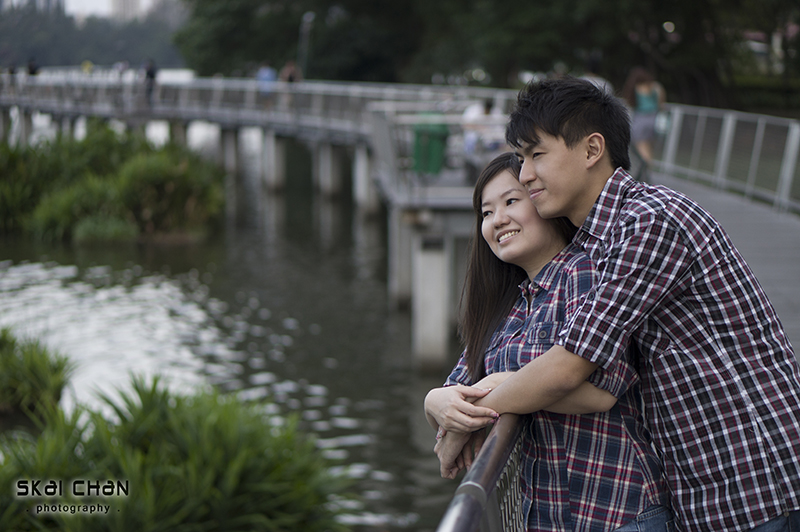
top-left (459, 77), bottom-right (800, 532)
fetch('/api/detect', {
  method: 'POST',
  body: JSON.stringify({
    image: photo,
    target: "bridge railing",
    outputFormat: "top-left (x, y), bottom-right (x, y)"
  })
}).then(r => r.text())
top-left (436, 414), bottom-right (525, 532)
top-left (655, 103), bottom-right (800, 214)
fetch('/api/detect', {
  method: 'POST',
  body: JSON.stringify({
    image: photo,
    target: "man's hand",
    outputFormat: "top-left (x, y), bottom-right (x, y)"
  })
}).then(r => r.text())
top-left (434, 430), bottom-right (472, 479)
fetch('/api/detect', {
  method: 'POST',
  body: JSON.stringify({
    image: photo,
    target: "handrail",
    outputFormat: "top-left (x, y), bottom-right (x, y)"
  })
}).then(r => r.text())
top-left (436, 414), bottom-right (524, 532)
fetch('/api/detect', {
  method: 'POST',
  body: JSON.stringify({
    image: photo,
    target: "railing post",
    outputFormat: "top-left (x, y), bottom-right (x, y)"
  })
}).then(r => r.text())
top-left (745, 117), bottom-right (767, 198)
top-left (775, 121), bottom-right (800, 211)
top-left (714, 112), bottom-right (737, 189)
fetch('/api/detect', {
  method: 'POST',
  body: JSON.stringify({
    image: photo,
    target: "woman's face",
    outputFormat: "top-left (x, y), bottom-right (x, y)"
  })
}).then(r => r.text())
top-left (480, 170), bottom-right (566, 278)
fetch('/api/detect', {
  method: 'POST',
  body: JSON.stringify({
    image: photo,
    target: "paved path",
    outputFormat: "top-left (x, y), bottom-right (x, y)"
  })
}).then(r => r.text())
top-left (651, 171), bottom-right (800, 349)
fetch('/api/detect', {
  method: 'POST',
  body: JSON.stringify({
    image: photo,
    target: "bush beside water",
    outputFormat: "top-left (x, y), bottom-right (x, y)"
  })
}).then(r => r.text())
top-left (0, 373), bottom-right (351, 532)
top-left (0, 122), bottom-right (225, 242)
top-left (0, 328), bottom-right (74, 418)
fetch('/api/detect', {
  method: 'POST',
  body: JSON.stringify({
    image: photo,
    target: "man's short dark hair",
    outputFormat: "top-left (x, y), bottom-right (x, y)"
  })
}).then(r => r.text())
top-left (506, 76), bottom-right (631, 171)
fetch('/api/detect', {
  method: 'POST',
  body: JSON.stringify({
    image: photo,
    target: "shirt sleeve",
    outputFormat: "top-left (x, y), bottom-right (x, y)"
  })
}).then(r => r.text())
top-left (563, 250), bottom-right (639, 397)
top-left (561, 211), bottom-right (694, 372)
top-left (444, 349), bottom-right (473, 387)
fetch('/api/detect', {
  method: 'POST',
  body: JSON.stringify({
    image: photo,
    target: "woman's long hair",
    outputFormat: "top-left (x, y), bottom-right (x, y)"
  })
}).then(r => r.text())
top-left (458, 152), bottom-right (576, 381)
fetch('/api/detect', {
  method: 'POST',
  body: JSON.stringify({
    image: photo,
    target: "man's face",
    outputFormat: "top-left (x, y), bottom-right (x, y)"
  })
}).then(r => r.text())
top-left (515, 132), bottom-right (594, 226)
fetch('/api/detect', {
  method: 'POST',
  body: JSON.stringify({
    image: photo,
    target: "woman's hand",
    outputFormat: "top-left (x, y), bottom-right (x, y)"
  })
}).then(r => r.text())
top-left (425, 385), bottom-right (498, 433)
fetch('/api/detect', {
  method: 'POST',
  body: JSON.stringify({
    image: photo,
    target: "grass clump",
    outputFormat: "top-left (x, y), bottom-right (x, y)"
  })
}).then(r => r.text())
top-left (0, 376), bottom-right (352, 532)
top-left (0, 328), bottom-right (74, 419)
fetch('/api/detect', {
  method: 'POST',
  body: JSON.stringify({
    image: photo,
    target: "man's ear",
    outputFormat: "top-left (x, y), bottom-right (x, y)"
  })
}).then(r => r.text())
top-left (585, 133), bottom-right (606, 169)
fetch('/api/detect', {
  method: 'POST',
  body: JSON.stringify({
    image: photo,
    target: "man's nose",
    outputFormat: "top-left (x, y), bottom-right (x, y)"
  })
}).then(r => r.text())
top-left (519, 161), bottom-right (535, 187)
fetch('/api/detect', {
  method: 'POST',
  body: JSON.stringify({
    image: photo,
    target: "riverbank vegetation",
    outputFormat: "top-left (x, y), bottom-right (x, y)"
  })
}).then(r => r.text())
top-left (0, 328), bottom-right (74, 421)
top-left (0, 342), bottom-right (351, 531)
top-left (0, 121), bottom-right (225, 243)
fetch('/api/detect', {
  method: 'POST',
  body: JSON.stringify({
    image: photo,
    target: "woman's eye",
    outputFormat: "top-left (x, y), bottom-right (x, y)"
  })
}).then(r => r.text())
top-left (481, 210), bottom-right (491, 218)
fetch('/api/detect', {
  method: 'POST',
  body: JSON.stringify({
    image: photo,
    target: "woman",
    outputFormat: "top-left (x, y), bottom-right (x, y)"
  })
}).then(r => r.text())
top-left (424, 153), bottom-right (671, 531)
top-left (621, 66), bottom-right (666, 164)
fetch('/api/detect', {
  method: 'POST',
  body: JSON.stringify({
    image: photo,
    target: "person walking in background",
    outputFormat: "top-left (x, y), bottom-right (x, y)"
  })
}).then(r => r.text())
top-left (621, 66), bottom-right (665, 164)
top-left (143, 59), bottom-right (157, 107)
top-left (256, 61), bottom-right (277, 107)
top-left (425, 153), bottom-right (672, 531)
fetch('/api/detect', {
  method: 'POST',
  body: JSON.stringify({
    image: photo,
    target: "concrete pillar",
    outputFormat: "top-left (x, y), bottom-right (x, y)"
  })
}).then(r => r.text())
top-left (412, 234), bottom-right (451, 370)
top-left (262, 129), bottom-right (286, 191)
top-left (0, 107), bottom-right (10, 144)
top-left (353, 144), bottom-right (380, 214)
top-left (314, 142), bottom-right (343, 197)
top-left (169, 120), bottom-right (188, 146)
top-left (15, 109), bottom-right (33, 148)
top-left (221, 127), bottom-right (239, 176)
top-left (388, 206), bottom-right (413, 309)
top-left (61, 116), bottom-right (77, 140)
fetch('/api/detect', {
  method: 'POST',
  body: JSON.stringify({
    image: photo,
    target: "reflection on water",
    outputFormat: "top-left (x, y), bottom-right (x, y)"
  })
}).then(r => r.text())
top-left (0, 137), bottom-right (457, 530)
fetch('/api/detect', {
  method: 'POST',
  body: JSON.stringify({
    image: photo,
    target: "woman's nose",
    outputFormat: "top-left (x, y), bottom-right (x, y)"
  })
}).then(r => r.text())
top-left (493, 209), bottom-right (510, 226)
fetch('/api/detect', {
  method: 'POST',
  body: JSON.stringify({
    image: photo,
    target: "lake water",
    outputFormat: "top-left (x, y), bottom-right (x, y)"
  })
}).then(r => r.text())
top-left (0, 122), bottom-right (459, 530)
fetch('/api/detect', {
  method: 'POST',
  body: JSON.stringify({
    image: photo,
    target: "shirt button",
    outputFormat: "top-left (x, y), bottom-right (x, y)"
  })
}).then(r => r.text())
top-left (538, 329), bottom-right (549, 339)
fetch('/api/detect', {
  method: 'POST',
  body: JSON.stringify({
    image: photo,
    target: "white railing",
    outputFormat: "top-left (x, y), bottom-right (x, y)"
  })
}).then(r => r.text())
top-left (655, 104), bottom-right (800, 213)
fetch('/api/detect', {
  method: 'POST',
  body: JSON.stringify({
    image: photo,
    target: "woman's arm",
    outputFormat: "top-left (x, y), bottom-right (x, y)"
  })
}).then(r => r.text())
top-left (475, 369), bottom-right (617, 415)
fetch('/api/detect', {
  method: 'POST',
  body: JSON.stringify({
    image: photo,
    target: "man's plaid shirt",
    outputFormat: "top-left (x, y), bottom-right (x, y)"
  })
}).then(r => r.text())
top-left (565, 168), bottom-right (800, 531)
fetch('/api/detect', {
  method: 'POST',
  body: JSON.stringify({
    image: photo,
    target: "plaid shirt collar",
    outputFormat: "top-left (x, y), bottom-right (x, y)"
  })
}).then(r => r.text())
top-left (519, 245), bottom-right (580, 298)
top-left (575, 167), bottom-right (636, 246)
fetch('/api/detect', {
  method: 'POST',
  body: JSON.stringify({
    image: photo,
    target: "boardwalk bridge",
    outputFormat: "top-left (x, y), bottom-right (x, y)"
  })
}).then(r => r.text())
top-left (4, 68), bottom-right (800, 532)
top-left (2, 68), bottom-right (800, 372)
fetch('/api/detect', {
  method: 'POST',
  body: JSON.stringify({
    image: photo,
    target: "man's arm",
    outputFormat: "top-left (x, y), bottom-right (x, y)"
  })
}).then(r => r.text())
top-left (474, 345), bottom-right (598, 414)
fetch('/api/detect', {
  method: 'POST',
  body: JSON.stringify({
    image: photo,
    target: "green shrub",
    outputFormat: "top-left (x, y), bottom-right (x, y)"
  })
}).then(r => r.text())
top-left (73, 215), bottom-right (139, 244)
top-left (116, 149), bottom-right (225, 236)
top-left (0, 328), bottom-right (74, 417)
top-left (0, 376), bottom-right (351, 532)
top-left (27, 174), bottom-right (123, 242)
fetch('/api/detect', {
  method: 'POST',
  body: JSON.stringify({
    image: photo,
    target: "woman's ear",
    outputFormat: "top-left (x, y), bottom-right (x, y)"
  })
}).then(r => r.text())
top-left (585, 133), bottom-right (606, 169)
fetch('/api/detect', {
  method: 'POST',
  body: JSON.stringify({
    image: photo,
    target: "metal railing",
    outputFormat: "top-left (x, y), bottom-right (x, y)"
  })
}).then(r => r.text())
top-left (436, 414), bottom-right (525, 532)
top-left (655, 103), bottom-right (800, 214)
top-left (4, 70), bottom-right (799, 215)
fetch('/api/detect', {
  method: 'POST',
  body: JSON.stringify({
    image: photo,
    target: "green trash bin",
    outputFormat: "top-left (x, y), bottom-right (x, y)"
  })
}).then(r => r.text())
top-left (413, 116), bottom-right (449, 175)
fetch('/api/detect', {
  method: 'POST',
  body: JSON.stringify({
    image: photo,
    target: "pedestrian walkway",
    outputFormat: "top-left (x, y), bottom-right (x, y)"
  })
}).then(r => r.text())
top-left (652, 171), bottom-right (800, 349)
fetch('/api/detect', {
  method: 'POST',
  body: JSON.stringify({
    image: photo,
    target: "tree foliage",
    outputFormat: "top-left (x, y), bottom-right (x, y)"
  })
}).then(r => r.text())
top-left (0, 4), bottom-right (184, 69)
top-left (174, 0), bottom-right (799, 106)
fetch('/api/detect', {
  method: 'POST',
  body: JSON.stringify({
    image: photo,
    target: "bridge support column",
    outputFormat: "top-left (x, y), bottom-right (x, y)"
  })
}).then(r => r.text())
top-left (388, 206), bottom-right (413, 310)
top-left (0, 107), bottom-right (10, 144)
top-left (169, 120), bottom-right (188, 146)
top-left (221, 127), bottom-right (239, 175)
top-left (262, 129), bottom-right (286, 191)
top-left (18, 109), bottom-right (33, 147)
top-left (353, 144), bottom-right (379, 215)
top-left (412, 233), bottom-right (452, 370)
top-left (314, 142), bottom-right (344, 197)
top-left (60, 116), bottom-right (77, 140)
